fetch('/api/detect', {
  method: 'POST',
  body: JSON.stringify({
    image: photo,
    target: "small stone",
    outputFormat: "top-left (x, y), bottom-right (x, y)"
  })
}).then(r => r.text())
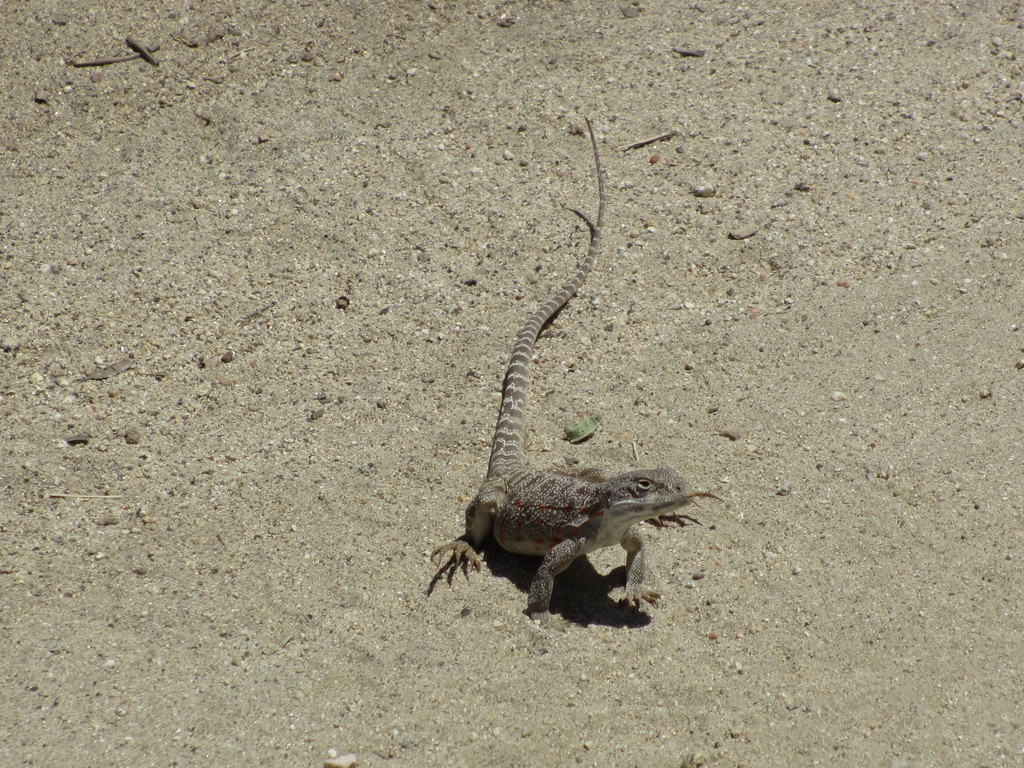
top-left (691, 185), bottom-right (716, 198)
top-left (335, 295), bottom-right (350, 310)
top-left (324, 753), bottom-right (358, 768)
top-left (66, 434), bottom-right (90, 446)
top-left (718, 426), bottom-right (744, 441)
top-left (620, 5), bottom-right (640, 18)
top-left (0, 337), bottom-right (19, 353)
top-left (727, 223), bottom-right (758, 240)
top-left (84, 357), bottom-right (133, 380)
top-left (830, 391), bottom-right (848, 401)
top-left (124, 428), bottom-right (142, 445)
top-left (979, 388), bottom-right (992, 399)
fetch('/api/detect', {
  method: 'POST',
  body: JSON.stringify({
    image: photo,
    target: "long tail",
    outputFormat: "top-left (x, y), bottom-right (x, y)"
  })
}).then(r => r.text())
top-left (487, 118), bottom-right (606, 477)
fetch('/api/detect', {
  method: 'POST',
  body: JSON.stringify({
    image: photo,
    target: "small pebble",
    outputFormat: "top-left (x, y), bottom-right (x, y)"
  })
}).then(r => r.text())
top-left (691, 185), bottom-right (716, 198)
top-left (324, 754), bottom-right (358, 768)
top-left (727, 223), bottom-right (758, 240)
top-left (124, 428), bottom-right (142, 445)
top-left (718, 426), bottom-right (745, 441)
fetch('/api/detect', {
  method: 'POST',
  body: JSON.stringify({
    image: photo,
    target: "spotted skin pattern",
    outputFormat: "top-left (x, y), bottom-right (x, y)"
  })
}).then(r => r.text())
top-left (431, 120), bottom-right (703, 623)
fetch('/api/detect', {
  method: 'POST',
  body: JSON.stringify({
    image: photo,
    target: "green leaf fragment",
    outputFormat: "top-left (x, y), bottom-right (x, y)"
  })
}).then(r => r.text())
top-left (564, 413), bottom-right (601, 443)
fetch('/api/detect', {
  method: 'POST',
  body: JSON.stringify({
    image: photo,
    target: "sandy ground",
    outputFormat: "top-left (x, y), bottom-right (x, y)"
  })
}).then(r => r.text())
top-left (2, 1), bottom-right (1023, 766)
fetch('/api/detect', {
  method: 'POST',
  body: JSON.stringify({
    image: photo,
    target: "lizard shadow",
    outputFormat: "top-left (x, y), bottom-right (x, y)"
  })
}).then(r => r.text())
top-left (478, 541), bottom-right (655, 628)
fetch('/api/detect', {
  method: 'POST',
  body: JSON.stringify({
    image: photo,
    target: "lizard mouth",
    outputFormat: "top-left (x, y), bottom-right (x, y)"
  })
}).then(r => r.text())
top-left (649, 490), bottom-right (719, 512)
top-left (641, 491), bottom-right (722, 524)
top-left (613, 497), bottom-right (689, 520)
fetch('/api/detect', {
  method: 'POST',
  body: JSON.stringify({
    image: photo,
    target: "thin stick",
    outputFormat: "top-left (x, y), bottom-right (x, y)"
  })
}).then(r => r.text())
top-left (171, 33), bottom-right (198, 48)
top-left (125, 37), bottom-right (159, 66)
top-left (71, 45), bottom-right (161, 68)
top-left (622, 130), bottom-right (679, 152)
top-left (48, 493), bottom-right (126, 500)
top-left (239, 301), bottom-right (276, 322)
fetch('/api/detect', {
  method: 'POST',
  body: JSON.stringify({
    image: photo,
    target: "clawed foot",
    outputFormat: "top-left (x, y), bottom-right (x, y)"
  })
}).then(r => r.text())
top-left (427, 539), bottom-right (482, 594)
top-left (624, 584), bottom-right (662, 609)
top-left (526, 610), bottom-right (570, 631)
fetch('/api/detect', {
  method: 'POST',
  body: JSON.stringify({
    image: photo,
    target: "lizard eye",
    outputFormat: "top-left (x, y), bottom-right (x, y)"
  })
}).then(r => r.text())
top-left (636, 479), bottom-right (652, 491)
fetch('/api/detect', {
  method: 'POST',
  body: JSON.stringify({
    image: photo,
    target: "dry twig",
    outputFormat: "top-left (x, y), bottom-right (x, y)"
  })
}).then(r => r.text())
top-left (621, 130), bottom-right (679, 152)
top-left (71, 44), bottom-right (161, 68)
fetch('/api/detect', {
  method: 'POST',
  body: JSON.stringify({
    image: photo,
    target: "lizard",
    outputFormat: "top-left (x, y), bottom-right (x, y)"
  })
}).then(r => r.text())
top-left (431, 118), bottom-right (713, 623)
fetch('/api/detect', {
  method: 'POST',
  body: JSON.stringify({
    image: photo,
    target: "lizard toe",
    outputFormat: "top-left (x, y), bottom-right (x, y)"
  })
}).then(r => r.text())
top-left (625, 585), bottom-right (661, 609)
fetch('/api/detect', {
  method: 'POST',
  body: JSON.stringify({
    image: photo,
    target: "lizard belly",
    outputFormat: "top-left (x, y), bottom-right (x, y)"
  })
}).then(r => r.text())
top-left (493, 502), bottom-right (586, 556)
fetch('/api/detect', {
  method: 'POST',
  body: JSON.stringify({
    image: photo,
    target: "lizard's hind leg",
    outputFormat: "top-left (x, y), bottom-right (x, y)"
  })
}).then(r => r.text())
top-left (428, 499), bottom-right (493, 591)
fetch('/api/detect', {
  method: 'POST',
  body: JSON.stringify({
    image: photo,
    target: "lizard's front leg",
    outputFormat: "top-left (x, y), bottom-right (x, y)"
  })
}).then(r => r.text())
top-left (526, 538), bottom-right (586, 623)
top-left (621, 525), bottom-right (661, 608)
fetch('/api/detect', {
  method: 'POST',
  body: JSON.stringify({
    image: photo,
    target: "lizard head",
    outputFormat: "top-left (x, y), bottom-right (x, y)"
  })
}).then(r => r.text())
top-left (568, 468), bottom-right (709, 550)
top-left (601, 468), bottom-right (695, 524)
